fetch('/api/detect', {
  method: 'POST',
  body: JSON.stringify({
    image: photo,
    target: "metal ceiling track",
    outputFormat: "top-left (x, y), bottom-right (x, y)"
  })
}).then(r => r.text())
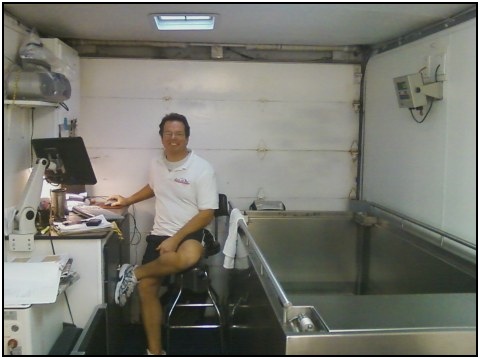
top-left (371, 5), bottom-right (477, 55)
top-left (65, 38), bottom-right (365, 63)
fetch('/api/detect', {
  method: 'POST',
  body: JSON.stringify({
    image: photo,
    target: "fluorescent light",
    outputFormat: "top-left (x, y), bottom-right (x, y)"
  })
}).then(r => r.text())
top-left (151, 14), bottom-right (216, 30)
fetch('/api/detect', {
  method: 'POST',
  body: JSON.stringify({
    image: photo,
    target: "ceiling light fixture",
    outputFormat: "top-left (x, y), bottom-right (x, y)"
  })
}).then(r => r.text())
top-left (151, 14), bottom-right (216, 30)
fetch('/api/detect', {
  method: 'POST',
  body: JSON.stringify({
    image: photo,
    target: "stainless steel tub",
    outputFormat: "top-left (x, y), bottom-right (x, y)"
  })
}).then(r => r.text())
top-left (226, 208), bottom-right (476, 355)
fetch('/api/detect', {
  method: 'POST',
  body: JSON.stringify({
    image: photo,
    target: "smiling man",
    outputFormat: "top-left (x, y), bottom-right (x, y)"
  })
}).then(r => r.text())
top-left (107, 113), bottom-right (218, 355)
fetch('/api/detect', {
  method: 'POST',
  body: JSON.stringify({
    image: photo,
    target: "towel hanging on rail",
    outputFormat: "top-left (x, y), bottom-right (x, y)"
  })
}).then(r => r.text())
top-left (223, 208), bottom-right (248, 269)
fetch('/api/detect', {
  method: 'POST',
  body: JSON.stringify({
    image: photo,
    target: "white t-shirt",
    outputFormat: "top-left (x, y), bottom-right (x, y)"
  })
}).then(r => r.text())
top-left (148, 149), bottom-right (218, 236)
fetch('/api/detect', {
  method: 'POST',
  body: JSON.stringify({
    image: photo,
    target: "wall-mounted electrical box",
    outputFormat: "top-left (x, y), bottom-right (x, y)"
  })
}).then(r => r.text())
top-left (394, 73), bottom-right (443, 108)
top-left (394, 73), bottom-right (425, 108)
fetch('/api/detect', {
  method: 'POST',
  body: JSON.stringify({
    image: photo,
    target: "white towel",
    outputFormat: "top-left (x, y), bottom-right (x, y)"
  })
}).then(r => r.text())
top-left (223, 208), bottom-right (248, 269)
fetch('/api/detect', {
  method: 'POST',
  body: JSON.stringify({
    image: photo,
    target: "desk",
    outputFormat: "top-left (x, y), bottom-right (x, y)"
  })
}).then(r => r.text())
top-left (5, 216), bottom-right (129, 329)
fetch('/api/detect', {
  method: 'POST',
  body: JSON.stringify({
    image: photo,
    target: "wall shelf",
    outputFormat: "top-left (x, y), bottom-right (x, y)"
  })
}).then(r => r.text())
top-left (4, 100), bottom-right (59, 108)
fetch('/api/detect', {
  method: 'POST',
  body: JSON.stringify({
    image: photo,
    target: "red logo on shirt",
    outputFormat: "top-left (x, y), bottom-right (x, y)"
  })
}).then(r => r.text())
top-left (174, 177), bottom-right (190, 185)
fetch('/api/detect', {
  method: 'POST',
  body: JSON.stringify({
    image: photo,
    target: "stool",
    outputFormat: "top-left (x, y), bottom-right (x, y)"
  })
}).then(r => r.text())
top-left (164, 194), bottom-right (228, 354)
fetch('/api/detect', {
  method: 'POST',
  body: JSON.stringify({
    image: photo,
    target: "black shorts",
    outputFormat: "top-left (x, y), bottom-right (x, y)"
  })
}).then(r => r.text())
top-left (142, 229), bottom-right (212, 265)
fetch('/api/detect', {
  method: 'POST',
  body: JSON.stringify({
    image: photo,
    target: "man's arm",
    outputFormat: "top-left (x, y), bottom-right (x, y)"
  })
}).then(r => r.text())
top-left (107, 184), bottom-right (155, 207)
top-left (175, 209), bottom-right (214, 241)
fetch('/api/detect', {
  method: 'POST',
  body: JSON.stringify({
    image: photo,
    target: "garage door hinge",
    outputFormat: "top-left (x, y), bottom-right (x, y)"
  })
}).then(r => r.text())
top-left (352, 100), bottom-right (361, 113)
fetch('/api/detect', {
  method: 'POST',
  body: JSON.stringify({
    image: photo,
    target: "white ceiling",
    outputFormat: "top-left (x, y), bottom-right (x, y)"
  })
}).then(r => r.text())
top-left (4, 3), bottom-right (474, 47)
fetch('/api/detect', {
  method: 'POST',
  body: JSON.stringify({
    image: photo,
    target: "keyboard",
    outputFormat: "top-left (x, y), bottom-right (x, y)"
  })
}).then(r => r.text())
top-left (72, 205), bottom-right (124, 221)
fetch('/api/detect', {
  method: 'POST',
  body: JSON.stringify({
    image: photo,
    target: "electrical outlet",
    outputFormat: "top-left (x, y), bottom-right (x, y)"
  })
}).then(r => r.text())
top-left (428, 53), bottom-right (447, 82)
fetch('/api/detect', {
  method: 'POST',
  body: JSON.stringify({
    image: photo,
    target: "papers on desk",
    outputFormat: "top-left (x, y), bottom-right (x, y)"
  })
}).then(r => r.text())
top-left (52, 214), bottom-right (112, 235)
top-left (5, 254), bottom-right (72, 305)
top-left (67, 200), bottom-right (85, 212)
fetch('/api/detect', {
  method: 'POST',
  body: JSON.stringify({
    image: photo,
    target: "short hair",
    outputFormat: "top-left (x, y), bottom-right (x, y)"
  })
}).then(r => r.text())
top-left (159, 113), bottom-right (190, 138)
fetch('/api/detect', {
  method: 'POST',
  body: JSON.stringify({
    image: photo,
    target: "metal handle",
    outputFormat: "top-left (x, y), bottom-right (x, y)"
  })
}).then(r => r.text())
top-left (370, 202), bottom-right (476, 250)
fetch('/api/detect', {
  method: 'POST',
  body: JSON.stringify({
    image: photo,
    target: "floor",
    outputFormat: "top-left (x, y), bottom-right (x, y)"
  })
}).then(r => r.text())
top-left (120, 324), bottom-right (223, 355)
top-left (120, 289), bottom-right (224, 355)
top-left (120, 324), bottom-right (147, 355)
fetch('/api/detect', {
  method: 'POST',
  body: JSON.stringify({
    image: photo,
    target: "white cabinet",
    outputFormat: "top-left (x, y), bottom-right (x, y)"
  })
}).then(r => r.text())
top-left (5, 233), bottom-right (112, 329)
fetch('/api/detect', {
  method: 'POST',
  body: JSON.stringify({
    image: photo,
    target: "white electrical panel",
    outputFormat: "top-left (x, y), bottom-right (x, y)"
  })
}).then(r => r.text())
top-left (393, 73), bottom-right (427, 108)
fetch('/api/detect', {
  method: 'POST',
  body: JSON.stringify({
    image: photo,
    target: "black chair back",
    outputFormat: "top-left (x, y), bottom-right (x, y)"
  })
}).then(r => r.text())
top-left (215, 193), bottom-right (228, 217)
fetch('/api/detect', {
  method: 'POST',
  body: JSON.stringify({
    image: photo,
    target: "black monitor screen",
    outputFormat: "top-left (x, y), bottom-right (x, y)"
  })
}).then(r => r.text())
top-left (31, 137), bottom-right (97, 185)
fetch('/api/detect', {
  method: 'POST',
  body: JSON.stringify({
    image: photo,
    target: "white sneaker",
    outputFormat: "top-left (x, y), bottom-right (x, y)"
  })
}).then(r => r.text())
top-left (146, 348), bottom-right (167, 355)
top-left (115, 264), bottom-right (137, 306)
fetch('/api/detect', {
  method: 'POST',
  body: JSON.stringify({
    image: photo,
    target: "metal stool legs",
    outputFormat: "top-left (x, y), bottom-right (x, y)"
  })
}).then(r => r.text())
top-left (165, 265), bottom-right (224, 354)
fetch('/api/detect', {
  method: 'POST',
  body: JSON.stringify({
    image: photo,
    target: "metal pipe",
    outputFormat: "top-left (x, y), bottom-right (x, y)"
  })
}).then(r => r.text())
top-left (67, 39), bottom-right (359, 53)
top-left (370, 202), bottom-right (476, 250)
top-left (237, 219), bottom-right (292, 309)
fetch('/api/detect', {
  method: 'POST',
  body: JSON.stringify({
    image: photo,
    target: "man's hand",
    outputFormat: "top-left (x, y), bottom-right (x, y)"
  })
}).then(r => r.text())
top-left (105, 194), bottom-right (129, 207)
top-left (106, 185), bottom-right (155, 208)
top-left (156, 236), bottom-right (180, 254)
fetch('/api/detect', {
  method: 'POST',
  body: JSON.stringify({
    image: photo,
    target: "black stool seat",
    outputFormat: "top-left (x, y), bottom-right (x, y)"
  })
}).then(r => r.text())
top-left (202, 229), bottom-right (221, 258)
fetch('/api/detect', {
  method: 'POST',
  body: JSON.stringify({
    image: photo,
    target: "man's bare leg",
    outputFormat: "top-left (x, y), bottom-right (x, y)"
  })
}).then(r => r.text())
top-left (136, 240), bottom-right (204, 354)
top-left (138, 277), bottom-right (163, 354)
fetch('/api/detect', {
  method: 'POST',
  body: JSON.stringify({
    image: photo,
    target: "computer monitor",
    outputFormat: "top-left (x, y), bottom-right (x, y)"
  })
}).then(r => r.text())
top-left (31, 137), bottom-right (97, 185)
